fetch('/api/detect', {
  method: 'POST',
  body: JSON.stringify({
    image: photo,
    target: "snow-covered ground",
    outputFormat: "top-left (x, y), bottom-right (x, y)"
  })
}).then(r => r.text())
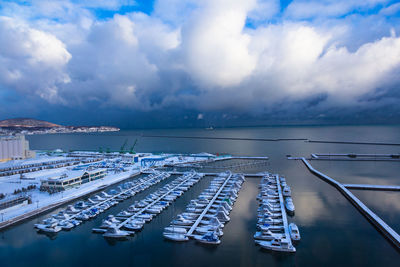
top-left (0, 154), bottom-right (68, 169)
top-left (0, 152), bottom-right (215, 224)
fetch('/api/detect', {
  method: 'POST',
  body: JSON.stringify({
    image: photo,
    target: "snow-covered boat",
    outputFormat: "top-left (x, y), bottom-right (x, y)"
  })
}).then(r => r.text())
top-left (103, 226), bottom-right (131, 239)
top-left (285, 197), bottom-right (295, 215)
top-left (195, 231), bottom-right (221, 245)
top-left (36, 223), bottom-right (62, 233)
top-left (289, 223), bottom-right (300, 241)
top-left (257, 238), bottom-right (296, 253)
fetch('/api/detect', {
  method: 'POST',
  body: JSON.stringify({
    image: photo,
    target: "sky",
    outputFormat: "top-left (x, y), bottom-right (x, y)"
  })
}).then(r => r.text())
top-left (0, 0), bottom-right (400, 128)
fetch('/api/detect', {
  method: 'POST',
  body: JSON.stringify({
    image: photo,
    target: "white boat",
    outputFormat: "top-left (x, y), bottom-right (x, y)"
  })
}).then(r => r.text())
top-left (74, 201), bottom-right (89, 209)
top-left (137, 213), bottom-right (153, 222)
top-left (285, 198), bottom-right (295, 215)
top-left (172, 215), bottom-right (194, 226)
top-left (254, 231), bottom-right (284, 241)
top-left (195, 226), bottom-right (223, 236)
top-left (76, 213), bottom-right (90, 221)
top-left (65, 205), bottom-right (80, 214)
top-left (58, 220), bottom-right (75, 230)
top-left (123, 222), bottom-right (143, 231)
top-left (163, 232), bottom-right (189, 241)
top-left (52, 212), bottom-right (70, 220)
top-left (289, 223), bottom-right (301, 241)
top-left (103, 226), bottom-right (131, 239)
top-left (257, 238), bottom-right (296, 253)
top-left (37, 223), bottom-right (62, 233)
top-left (164, 226), bottom-right (187, 234)
top-left (282, 186), bottom-right (291, 197)
top-left (195, 231), bottom-right (221, 245)
top-left (117, 210), bottom-right (133, 217)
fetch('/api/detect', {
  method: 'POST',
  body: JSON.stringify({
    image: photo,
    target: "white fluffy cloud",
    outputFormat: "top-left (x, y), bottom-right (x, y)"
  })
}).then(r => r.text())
top-left (0, 16), bottom-right (71, 103)
top-left (0, 0), bottom-right (400, 118)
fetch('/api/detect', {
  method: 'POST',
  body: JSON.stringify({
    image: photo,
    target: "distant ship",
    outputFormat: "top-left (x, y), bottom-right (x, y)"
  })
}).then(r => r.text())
top-left (205, 126), bottom-right (214, 130)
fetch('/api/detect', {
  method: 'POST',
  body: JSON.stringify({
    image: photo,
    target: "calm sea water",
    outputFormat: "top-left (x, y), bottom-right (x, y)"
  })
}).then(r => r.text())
top-left (1, 125), bottom-right (400, 266)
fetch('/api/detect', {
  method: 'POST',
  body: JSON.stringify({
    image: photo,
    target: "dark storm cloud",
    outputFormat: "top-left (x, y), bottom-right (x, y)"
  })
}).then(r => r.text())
top-left (0, 0), bottom-right (400, 127)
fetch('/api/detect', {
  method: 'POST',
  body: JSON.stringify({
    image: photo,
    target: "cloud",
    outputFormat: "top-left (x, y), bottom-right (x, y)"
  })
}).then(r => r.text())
top-left (0, 16), bottom-right (71, 103)
top-left (0, 0), bottom-right (400, 125)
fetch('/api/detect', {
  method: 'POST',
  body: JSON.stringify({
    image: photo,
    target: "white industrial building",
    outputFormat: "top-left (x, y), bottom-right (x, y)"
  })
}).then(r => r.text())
top-left (0, 135), bottom-right (36, 162)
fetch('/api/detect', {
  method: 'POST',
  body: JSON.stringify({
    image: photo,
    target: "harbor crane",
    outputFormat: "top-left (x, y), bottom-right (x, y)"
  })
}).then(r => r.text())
top-left (120, 139), bottom-right (128, 154)
top-left (129, 139), bottom-right (138, 154)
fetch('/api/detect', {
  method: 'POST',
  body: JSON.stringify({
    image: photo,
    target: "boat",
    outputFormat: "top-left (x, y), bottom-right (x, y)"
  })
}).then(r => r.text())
top-left (285, 197), bottom-right (295, 215)
top-left (254, 231), bottom-right (284, 241)
top-left (65, 205), bottom-right (80, 214)
top-left (257, 238), bottom-right (296, 253)
top-left (195, 225), bottom-right (223, 236)
top-left (123, 222), bottom-right (143, 231)
top-left (75, 213), bottom-right (90, 221)
top-left (58, 220), bottom-right (75, 230)
top-left (36, 223), bottom-right (62, 233)
top-left (289, 223), bottom-right (301, 241)
top-left (164, 226), bottom-right (187, 234)
top-left (163, 232), bottom-right (189, 241)
top-left (282, 186), bottom-right (291, 197)
top-left (172, 215), bottom-right (194, 226)
top-left (195, 231), bottom-right (221, 245)
top-left (103, 225), bottom-right (131, 239)
top-left (52, 212), bottom-right (70, 220)
top-left (74, 201), bottom-right (89, 209)
top-left (116, 210), bottom-right (133, 217)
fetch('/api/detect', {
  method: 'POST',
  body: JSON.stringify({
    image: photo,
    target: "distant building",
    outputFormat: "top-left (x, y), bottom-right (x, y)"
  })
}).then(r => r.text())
top-left (0, 135), bottom-right (35, 162)
top-left (40, 168), bottom-right (107, 191)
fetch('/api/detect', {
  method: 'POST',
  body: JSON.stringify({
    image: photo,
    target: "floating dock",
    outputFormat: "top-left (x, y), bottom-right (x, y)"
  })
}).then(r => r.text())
top-left (186, 172), bottom-right (233, 237)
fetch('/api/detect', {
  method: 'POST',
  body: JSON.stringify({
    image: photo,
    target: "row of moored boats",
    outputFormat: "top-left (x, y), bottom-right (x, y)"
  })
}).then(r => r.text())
top-left (254, 174), bottom-right (300, 253)
top-left (163, 171), bottom-right (245, 245)
top-left (92, 171), bottom-right (204, 239)
top-left (34, 172), bottom-right (171, 234)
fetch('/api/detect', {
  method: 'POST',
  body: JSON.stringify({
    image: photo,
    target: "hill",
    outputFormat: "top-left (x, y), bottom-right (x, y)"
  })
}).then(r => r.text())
top-left (0, 118), bottom-right (61, 128)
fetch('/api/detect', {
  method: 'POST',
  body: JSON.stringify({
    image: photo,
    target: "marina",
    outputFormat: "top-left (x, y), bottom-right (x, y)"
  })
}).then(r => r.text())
top-left (93, 171), bottom-right (204, 238)
top-left (1, 126), bottom-right (400, 266)
top-left (34, 172), bottom-right (171, 234)
top-left (163, 171), bottom-right (245, 244)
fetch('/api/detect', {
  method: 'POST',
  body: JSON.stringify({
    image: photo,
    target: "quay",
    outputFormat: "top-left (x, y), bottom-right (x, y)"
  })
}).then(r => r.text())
top-left (300, 157), bottom-right (400, 249)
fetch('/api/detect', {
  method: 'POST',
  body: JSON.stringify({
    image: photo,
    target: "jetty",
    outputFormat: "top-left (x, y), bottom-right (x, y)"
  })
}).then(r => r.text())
top-left (301, 158), bottom-right (400, 249)
top-left (186, 172), bottom-right (233, 236)
top-left (343, 184), bottom-right (400, 191)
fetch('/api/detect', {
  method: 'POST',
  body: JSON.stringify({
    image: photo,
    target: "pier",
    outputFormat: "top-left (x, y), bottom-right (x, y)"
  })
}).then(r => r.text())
top-left (300, 158), bottom-right (400, 249)
top-left (275, 174), bottom-right (292, 246)
top-left (186, 172), bottom-right (233, 237)
top-left (95, 172), bottom-right (203, 234)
